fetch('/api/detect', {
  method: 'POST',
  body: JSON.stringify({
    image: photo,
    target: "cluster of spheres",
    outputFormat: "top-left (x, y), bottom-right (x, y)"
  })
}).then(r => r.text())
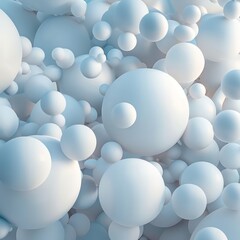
top-left (0, 0), bottom-right (240, 239)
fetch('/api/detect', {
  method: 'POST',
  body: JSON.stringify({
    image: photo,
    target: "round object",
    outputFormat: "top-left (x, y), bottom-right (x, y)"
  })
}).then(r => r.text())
top-left (0, 137), bottom-right (51, 191)
top-left (182, 5), bottom-right (201, 24)
top-left (222, 70), bottom-right (240, 100)
top-left (102, 69), bottom-right (189, 156)
top-left (101, 141), bottom-right (123, 163)
top-left (220, 143), bottom-right (240, 169)
top-left (37, 123), bottom-right (62, 140)
top-left (180, 162), bottom-right (224, 203)
top-left (139, 12), bottom-right (168, 42)
top-left (93, 21), bottom-right (112, 41)
top-left (222, 183), bottom-right (240, 211)
top-left (64, 224), bottom-right (77, 240)
top-left (117, 32), bottom-right (137, 52)
top-left (182, 117), bottom-right (214, 150)
top-left (165, 43), bottom-right (205, 86)
top-left (0, 10), bottom-right (22, 93)
top-left (80, 57), bottom-right (102, 79)
top-left (224, 0), bottom-right (240, 20)
top-left (189, 83), bottom-right (206, 99)
top-left (0, 106), bottom-right (19, 140)
top-left (69, 213), bottom-right (90, 237)
top-left (168, 160), bottom-right (187, 182)
top-left (174, 24), bottom-right (196, 42)
top-left (172, 184), bottom-right (207, 220)
top-left (99, 158), bottom-right (165, 227)
top-left (60, 125), bottom-right (97, 161)
top-left (194, 227), bottom-right (228, 240)
top-left (213, 110), bottom-right (240, 143)
top-left (41, 90), bottom-right (66, 116)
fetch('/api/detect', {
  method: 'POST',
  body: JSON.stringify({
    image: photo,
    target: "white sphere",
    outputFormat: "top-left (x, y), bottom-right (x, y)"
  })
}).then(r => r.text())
top-left (222, 70), bottom-right (240, 100)
top-left (37, 123), bottom-right (62, 140)
top-left (189, 83), bottom-right (206, 99)
top-left (173, 24), bottom-right (196, 42)
top-left (139, 12), bottom-right (168, 42)
top-left (182, 5), bottom-right (202, 24)
top-left (0, 10), bottom-right (22, 93)
top-left (60, 125), bottom-right (96, 161)
top-left (172, 184), bottom-right (207, 220)
top-left (81, 57), bottom-right (103, 79)
top-left (69, 213), bottom-right (90, 237)
top-left (99, 159), bottom-right (165, 227)
top-left (0, 106), bottom-right (19, 140)
top-left (182, 117), bottom-right (214, 150)
top-left (101, 141), bottom-right (123, 163)
top-left (41, 90), bottom-right (66, 116)
top-left (224, 0), bottom-right (240, 20)
top-left (64, 224), bottom-right (76, 240)
top-left (213, 110), bottom-right (240, 143)
top-left (194, 227), bottom-right (228, 240)
top-left (102, 69), bottom-right (189, 156)
top-left (165, 43), bottom-right (205, 86)
top-left (220, 143), bottom-right (240, 169)
top-left (0, 137), bottom-right (51, 191)
top-left (93, 21), bottom-right (112, 41)
top-left (222, 169), bottom-right (239, 186)
top-left (16, 221), bottom-right (64, 240)
top-left (180, 162), bottom-right (224, 203)
top-left (108, 222), bottom-right (140, 240)
top-left (222, 183), bottom-right (240, 210)
top-left (168, 160), bottom-right (188, 182)
top-left (118, 32), bottom-right (137, 52)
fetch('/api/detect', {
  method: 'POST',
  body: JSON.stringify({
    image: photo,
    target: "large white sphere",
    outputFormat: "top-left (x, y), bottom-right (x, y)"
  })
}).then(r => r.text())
top-left (220, 143), bottom-right (240, 169)
top-left (102, 69), bottom-right (189, 156)
top-left (194, 227), bottom-right (228, 240)
top-left (0, 10), bottom-right (22, 93)
top-left (180, 162), bottom-right (224, 203)
top-left (99, 158), bottom-right (165, 227)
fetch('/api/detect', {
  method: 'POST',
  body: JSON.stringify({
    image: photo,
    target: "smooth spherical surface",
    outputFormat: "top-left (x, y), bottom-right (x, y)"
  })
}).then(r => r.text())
top-left (102, 69), bottom-right (189, 156)
top-left (222, 70), bottom-right (240, 100)
top-left (224, 0), bottom-right (240, 20)
top-left (0, 137), bottom-right (51, 191)
top-left (16, 221), bottom-right (64, 240)
top-left (40, 90), bottom-right (66, 116)
top-left (118, 32), bottom-right (137, 52)
top-left (182, 5), bottom-right (201, 24)
top-left (213, 110), bottom-right (240, 143)
top-left (99, 158), bottom-right (165, 227)
top-left (189, 83), bottom-right (206, 99)
top-left (0, 106), bottom-right (19, 140)
top-left (220, 143), bottom-right (240, 169)
top-left (60, 125), bottom-right (97, 161)
top-left (101, 141), bottom-right (123, 163)
top-left (81, 57), bottom-right (103, 79)
top-left (194, 227), bottom-right (228, 240)
top-left (222, 183), bottom-right (240, 211)
top-left (180, 162), bottom-right (224, 203)
top-left (172, 184), bottom-right (207, 220)
top-left (93, 21), bottom-right (112, 41)
top-left (182, 117), bottom-right (214, 150)
top-left (69, 213), bottom-right (90, 237)
top-left (139, 12), bottom-right (168, 42)
top-left (165, 43), bottom-right (205, 86)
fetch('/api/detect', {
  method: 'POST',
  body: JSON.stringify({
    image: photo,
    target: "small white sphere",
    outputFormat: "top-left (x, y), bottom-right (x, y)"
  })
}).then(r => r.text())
top-left (71, 0), bottom-right (87, 18)
top-left (139, 12), bottom-right (168, 42)
top-left (0, 137), bottom-right (51, 191)
top-left (5, 81), bottom-right (18, 96)
top-left (93, 21), bottom-right (112, 41)
top-left (118, 32), bottom-right (137, 52)
top-left (222, 169), bottom-right (239, 186)
top-left (220, 143), bottom-right (240, 169)
top-left (41, 90), bottom-right (66, 116)
top-left (81, 56), bottom-right (103, 79)
top-left (60, 125), bottom-right (97, 161)
top-left (43, 65), bottom-right (62, 82)
top-left (69, 213), bottom-right (90, 237)
top-left (101, 141), bottom-right (123, 163)
top-left (37, 123), bottom-right (62, 140)
top-left (168, 160), bottom-right (188, 182)
top-left (213, 110), bottom-right (240, 143)
top-left (224, 0), bottom-right (240, 20)
top-left (194, 227), bottom-right (228, 240)
top-left (182, 5), bottom-right (202, 24)
top-left (111, 102), bottom-right (137, 129)
top-left (172, 184), bottom-right (207, 220)
top-left (64, 224), bottom-right (77, 240)
top-left (0, 106), bottom-right (19, 140)
top-left (108, 222), bottom-right (140, 240)
top-left (180, 162), bottom-right (224, 203)
top-left (174, 24), bottom-right (196, 42)
top-left (89, 46), bottom-right (104, 59)
top-left (189, 83), bottom-right (206, 99)
top-left (52, 114), bottom-right (66, 128)
top-left (222, 70), bottom-right (240, 100)
top-left (182, 117), bottom-right (214, 150)
top-left (21, 36), bottom-right (32, 58)
top-left (222, 183), bottom-right (240, 210)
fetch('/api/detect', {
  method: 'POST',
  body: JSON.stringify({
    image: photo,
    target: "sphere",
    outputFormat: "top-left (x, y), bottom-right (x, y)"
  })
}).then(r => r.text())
top-left (60, 125), bottom-right (97, 161)
top-left (222, 169), bottom-right (239, 186)
top-left (34, 16), bottom-right (90, 64)
top-left (168, 160), bottom-right (187, 182)
top-left (165, 43), bottom-right (205, 86)
top-left (196, 15), bottom-right (240, 62)
top-left (221, 70), bottom-right (240, 100)
top-left (99, 158), bottom-right (165, 227)
top-left (117, 32), bottom-right (137, 52)
top-left (139, 12), bottom-right (168, 42)
top-left (69, 213), bottom-right (90, 237)
top-left (0, 10), bottom-right (22, 93)
top-left (37, 123), bottom-right (62, 140)
top-left (224, 0), bottom-right (240, 20)
top-left (80, 57), bottom-right (103, 79)
top-left (172, 184), bottom-right (207, 220)
top-left (93, 21), bottom-right (112, 41)
top-left (173, 24), bottom-right (196, 42)
top-left (102, 69), bottom-right (189, 156)
top-left (189, 83), bottom-right (206, 99)
top-left (108, 222), bottom-right (140, 240)
top-left (194, 227), bottom-right (228, 240)
top-left (220, 143), bottom-right (240, 169)
top-left (0, 106), bottom-right (19, 140)
top-left (182, 117), bottom-right (214, 150)
top-left (16, 221), bottom-right (64, 240)
top-left (213, 110), bottom-right (240, 143)
top-left (0, 137), bottom-right (51, 191)
top-left (222, 183), bottom-right (240, 211)
top-left (64, 224), bottom-right (76, 240)
top-left (182, 5), bottom-right (201, 24)
top-left (180, 162), bottom-right (224, 203)
top-left (40, 91), bottom-right (66, 116)
top-left (0, 136), bottom-right (81, 229)
top-left (101, 141), bottom-right (123, 163)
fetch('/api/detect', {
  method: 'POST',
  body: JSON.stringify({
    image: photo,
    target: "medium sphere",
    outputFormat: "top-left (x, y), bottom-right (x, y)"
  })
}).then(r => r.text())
top-left (220, 143), bottom-right (240, 169)
top-left (222, 183), bottom-right (240, 211)
top-left (194, 227), bottom-right (228, 240)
